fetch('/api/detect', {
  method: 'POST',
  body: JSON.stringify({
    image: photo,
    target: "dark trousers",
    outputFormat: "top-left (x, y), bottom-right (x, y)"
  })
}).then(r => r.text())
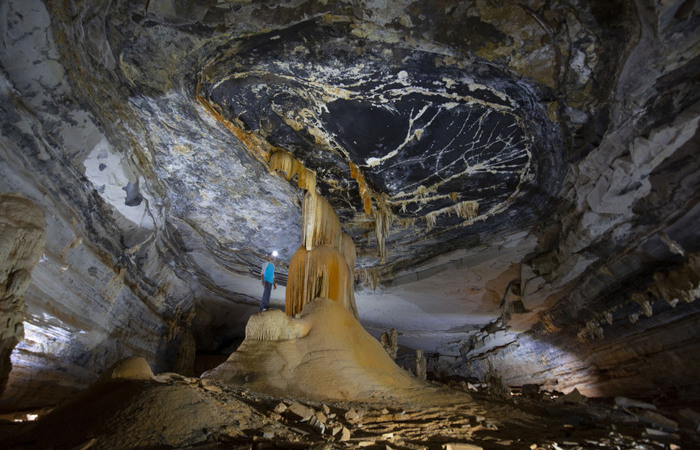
top-left (260, 281), bottom-right (272, 311)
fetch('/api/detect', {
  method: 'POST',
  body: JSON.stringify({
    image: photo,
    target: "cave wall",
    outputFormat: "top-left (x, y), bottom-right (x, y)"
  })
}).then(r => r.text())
top-left (427, 0), bottom-right (700, 399)
top-left (0, 195), bottom-right (45, 398)
top-left (0, 0), bottom-right (199, 411)
top-left (0, 0), bottom-right (301, 411)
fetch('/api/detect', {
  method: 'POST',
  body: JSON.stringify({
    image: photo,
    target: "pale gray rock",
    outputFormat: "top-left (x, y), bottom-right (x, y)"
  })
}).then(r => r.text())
top-left (0, 195), bottom-right (46, 397)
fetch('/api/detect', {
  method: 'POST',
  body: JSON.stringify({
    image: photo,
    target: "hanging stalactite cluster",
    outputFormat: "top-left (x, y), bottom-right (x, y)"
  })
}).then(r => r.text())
top-left (267, 150), bottom-right (359, 319)
top-left (286, 191), bottom-right (359, 319)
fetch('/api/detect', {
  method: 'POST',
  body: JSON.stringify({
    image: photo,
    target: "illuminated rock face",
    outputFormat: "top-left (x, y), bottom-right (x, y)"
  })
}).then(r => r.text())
top-left (0, 196), bottom-right (45, 397)
top-left (0, 0), bottom-right (698, 411)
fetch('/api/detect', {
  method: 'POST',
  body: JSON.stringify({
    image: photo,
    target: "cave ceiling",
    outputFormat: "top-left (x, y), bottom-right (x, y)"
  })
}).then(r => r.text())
top-left (92, 1), bottom-right (578, 287)
top-left (26, 0), bottom-right (696, 319)
top-left (198, 18), bottom-right (564, 272)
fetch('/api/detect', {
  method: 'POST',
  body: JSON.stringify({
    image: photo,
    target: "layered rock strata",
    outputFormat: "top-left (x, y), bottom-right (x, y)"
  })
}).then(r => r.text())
top-left (0, 196), bottom-right (45, 397)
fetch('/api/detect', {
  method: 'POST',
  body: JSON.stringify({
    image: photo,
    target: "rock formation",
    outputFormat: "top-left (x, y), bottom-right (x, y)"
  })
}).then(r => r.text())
top-left (203, 299), bottom-right (429, 402)
top-left (0, 0), bottom-right (698, 423)
top-left (205, 140), bottom-right (422, 400)
top-left (380, 328), bottom-right (399, 360)
top-left (0, 195), bottom-right (45, 397)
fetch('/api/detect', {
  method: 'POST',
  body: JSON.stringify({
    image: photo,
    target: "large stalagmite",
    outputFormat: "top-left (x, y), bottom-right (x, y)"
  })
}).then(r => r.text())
top-left (203, 299), bottom-right (429, 401)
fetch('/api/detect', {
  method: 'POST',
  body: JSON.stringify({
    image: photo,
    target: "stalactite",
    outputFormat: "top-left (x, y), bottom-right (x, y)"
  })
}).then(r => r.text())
top-left (357, 267), bottom-right (380, 290)
top-left (373, 197), bottom-right (392, 264)
top-left (269, 149), bottom-right (317, 193)
top-left (397, 217), bottom-right (416, 229)
top-left (339, 232), bottom-right (356, 277)
top-left (286, 246), bottom-right (309, 317)
top-left (455, 200), bottom-right (479, 220)
top-left (425, 211), bottom-right (438, 231)
top-left (204, 97), bottom-right (367, 320)
top-left (302, 191), bottom-right (343, 250)
top-left (349, 161), bottom-right (372, 215)
top-left (268, 154), bottom-right (360, 320)
top-left (285, 245), bottom-right (359, 319)
top-left (424, 200), bottom-right (479, 231)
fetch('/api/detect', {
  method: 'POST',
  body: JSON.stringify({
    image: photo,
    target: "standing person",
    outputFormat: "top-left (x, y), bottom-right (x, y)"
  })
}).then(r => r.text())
top-left (260, 253), bottom-right (276, 311)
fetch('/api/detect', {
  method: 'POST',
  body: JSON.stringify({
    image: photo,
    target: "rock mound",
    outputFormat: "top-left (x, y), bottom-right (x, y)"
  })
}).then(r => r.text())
top-left (203, 298), bottom-right (429, 402)
top-left (96, 356), bottom-right (154, 383)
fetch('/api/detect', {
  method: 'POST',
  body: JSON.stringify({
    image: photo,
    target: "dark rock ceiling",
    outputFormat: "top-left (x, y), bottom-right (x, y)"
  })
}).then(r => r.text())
top-left (198, 17), bottom-right (564, 271)
top-left (0, 0), bottom-right (699, 411)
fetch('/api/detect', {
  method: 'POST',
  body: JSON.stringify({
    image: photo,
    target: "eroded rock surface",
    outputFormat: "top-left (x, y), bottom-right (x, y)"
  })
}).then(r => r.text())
top-left (0, 195), bottom-right (45, 397)
top-left (4, 370), bottom-right (699, 449)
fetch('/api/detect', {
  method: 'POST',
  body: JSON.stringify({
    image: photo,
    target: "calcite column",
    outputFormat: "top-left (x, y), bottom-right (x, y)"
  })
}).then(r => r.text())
top-left (0, 195), bottom-right (46, 396)
top-left (285, 192), bottom-right (359, 319)
top-left (268, 150), bottom-right (359, 319)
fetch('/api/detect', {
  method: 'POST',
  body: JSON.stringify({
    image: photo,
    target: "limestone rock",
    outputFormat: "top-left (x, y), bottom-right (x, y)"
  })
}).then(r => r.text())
top-left (615, 397), bottom-right (657, 410)
top-left (633, 410), bottom-right (678, 432)
top-left (96, 357), bottom-right (154, 383)
top-left (554, 388), bottom-right (587, 405)
top-left (443, 444), bottom-right (483, 450)
top-left (308, 414), bottom-right (325, 434)
top-left (203, 298), bottom-right (433, 402)
top-left (678, 408), bottom-right (700, 432)
top-left (274, 402), bottom-right (288, 414)
top-left (344, 408), bottom-right (360, 421)
top-left (0, 195), bottom-right (45, 396)
top-left (245, 309), bottom-right (311, 342)
top-left (0, 0), bottom-right (698, 415)
top-left (285, 402), bottom-right (315, 422)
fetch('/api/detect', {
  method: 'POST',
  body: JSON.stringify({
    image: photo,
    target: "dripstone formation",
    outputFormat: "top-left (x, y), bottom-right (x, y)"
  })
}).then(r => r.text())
top-left (0, 0), bottom-right (698, 434)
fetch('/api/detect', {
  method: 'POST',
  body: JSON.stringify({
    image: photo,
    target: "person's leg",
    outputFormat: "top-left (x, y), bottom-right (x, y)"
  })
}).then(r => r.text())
top-left (260, 281), bottom-right (272, 311)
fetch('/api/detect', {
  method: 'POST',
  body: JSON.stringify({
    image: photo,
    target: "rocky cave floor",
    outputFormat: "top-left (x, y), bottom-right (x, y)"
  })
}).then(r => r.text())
top-left (1, 373), bottom-right (699, 450)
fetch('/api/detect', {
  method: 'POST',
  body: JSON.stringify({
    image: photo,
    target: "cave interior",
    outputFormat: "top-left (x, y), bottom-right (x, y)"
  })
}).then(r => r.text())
top-left (0, 0), bottom-right (699, 449)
